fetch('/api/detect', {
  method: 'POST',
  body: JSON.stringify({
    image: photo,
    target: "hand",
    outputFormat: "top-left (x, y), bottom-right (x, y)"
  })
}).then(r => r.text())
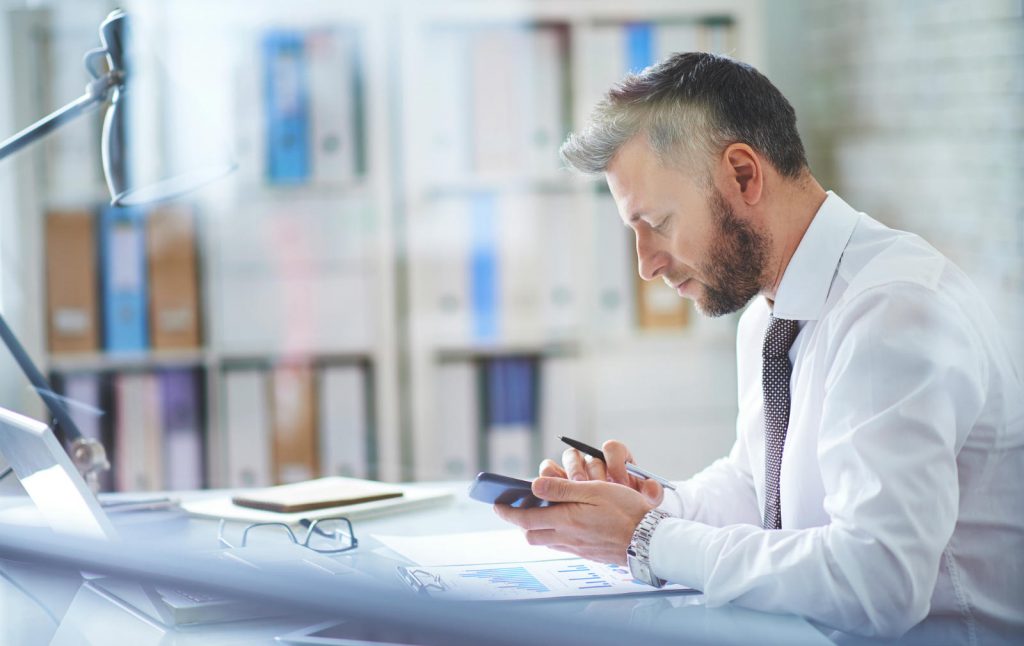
top-left (538, 439), bottom-right (664, 507)
top-left (493, 476), bottom-right (655, 565)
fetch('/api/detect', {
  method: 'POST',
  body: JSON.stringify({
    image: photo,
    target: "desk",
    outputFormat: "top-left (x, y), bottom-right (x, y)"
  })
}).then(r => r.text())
top-left (0, 484), bottom-right (832, 645)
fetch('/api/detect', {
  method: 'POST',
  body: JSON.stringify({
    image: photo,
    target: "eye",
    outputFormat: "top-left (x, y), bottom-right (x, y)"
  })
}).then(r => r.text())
top-left (650, 216), bottom-right (671, 234)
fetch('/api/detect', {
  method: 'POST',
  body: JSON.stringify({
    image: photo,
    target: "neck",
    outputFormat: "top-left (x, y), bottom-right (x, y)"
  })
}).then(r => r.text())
top-left (762, 174), bottom-right (827, 303)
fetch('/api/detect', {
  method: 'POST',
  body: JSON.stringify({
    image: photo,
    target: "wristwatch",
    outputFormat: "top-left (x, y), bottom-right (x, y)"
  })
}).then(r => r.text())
top-left (627, 508), bottom-right (670, 588)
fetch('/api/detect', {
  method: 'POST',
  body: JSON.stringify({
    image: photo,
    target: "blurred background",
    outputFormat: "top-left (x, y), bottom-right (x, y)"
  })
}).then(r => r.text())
top-left (0, 0), bottom-right (1020, 492)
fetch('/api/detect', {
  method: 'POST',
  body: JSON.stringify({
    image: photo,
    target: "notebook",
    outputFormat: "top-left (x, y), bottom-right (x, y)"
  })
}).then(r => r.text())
top-left (232, 477), bottom-right (404, 513)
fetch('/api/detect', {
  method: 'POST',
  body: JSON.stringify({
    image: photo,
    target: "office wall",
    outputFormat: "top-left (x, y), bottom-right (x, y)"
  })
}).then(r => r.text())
top-left (765, 0), bottom-right (1024, 369)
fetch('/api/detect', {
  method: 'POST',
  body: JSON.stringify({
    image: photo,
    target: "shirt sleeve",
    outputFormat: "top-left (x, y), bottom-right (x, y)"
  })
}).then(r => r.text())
top-left (648, 283), bottom-right (987, 639)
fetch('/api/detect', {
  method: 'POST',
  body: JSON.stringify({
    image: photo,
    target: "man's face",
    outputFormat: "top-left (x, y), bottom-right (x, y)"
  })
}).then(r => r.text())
top-left (605, 136), bottom-right (770, 317)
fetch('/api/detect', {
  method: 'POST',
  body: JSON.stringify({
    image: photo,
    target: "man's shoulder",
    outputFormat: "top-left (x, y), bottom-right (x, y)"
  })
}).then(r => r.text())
top-left (832, 215), bottom-right (950, 309)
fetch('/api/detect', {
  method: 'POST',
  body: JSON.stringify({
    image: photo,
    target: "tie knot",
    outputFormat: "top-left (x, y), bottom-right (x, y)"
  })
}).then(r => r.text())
top-left (763, 316), bottom-right (800, 359)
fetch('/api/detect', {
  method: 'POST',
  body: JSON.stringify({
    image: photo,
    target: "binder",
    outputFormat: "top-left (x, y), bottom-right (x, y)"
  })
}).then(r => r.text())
top-left (222, 368), bottom-right (272, 488)
top-left (307, 28), bottom-right (359, 185)
top-left (412, 197), bottom-right (472, 344)
top-left (45, 209), bottom-right (100, 354)
top-left (423, 27), bottom-right (471, 181)
top-left (318, 364), bottom-right (369, 479)
top-left (636, 276), bottom-right (690, 330)
top-left (485, 358), bottom-right (537, 479)
top-left (625, 22), bottom-right (655, 73)
top-left (540, 356), bottom-right (582, 463)
top-left (146, 205), bottom-right (201, 350)
top-left (270, 364), bottom-right (318, 484)
top-left (100, 205), bottom-right (149, 353)
top-left (114, 372), bottom-right (163, 492)
top-left (656, 22), bottom-right (700, 61)
top-left (539, 194), bottom-right (581, 337)
top-left (159, 369), bottom-right (204, 491)
top-left (498, 195), bottom-right (542, 341)
top-left (470, 193), bottom-right (500, 342)
top-left (433, 360), bottom-right (479, 480)
top-left (524, 26), bottom-right (569, 176)
top-left (592, 194), bottom-right (636, 334)
top-left (263, 29), bottom-right (311, 184)
top-left (470, 27), bottom-right (526, 173)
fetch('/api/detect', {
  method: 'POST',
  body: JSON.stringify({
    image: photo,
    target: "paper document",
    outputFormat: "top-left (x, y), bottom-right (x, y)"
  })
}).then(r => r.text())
top-left (374, 529), bottom-right (564, 566)
top-left (377, 530), bottom-right (691, 601)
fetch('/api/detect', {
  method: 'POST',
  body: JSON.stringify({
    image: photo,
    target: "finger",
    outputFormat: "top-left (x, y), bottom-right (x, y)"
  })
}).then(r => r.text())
top-left (539, 458), bottom-right (567, 478)
top-left (601, 440), bottom-right (634, 486)
top-left (585, 455), bottom-right (607, 481)
top-left (562, 448), bottom-right (588, 481)
top-left (493, 503), bottom-right (561, 531)
top-left (523, 529), bottom-right (561, 547)
top-left (640, 478), bottom-right (665, 506)
top-left (532, 476), bottom-right (603, 503)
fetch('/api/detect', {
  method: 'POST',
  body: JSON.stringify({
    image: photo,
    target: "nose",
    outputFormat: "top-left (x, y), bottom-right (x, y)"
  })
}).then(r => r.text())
top-left (635, 229), bottom-right (667, 281)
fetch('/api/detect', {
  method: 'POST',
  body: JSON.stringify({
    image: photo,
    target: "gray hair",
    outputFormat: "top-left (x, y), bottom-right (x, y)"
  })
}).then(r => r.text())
top-left (560, 52), bottom-right (808, 182)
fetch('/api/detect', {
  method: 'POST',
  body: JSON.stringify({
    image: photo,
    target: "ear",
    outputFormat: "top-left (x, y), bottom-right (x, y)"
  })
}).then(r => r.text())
top-left (719, 144), bottom-right (763, 205)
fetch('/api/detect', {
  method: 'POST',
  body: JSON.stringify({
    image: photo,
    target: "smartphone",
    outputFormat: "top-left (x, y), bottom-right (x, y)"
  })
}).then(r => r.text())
top-left (468, 472), bottom-right (554, 508)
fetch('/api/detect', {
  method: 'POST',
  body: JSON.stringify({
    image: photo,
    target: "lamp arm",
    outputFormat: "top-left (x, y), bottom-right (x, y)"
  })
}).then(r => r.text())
top-left (0, 70), bottom-right (121, 492)
top-left (0, 70), bottom-right (121, 163)
top-left (0, 312), bottom-right (110, 492)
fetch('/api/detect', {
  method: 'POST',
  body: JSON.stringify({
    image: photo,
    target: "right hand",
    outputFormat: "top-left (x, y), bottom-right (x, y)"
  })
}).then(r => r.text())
top-left (538, 439), bottom-right (664, 506)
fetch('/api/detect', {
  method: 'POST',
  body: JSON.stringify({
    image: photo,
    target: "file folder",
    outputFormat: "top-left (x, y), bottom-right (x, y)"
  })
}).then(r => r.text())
top-left (159, 369), bottom-right (204, 491)
top-left (45, 209), bottom-right (100, 354)
top-left (263, 29), bottom-right (311, 184)
top-left (100, 205), bottom-right (149, 353)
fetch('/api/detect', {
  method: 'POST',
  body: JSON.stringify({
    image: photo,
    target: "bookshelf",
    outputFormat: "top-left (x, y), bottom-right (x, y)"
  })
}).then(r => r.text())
top-left (6, 0), bottom-right (762, 490)
top-left (398, 0), bottom-right (762, 481)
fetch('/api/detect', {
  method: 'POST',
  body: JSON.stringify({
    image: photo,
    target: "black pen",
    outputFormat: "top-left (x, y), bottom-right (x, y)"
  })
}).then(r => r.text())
top-left (558, 436), bottom-right (677, 491)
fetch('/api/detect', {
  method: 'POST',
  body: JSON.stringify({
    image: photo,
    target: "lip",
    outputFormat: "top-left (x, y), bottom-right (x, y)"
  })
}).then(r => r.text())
top-left (675, 279), bottom-right (694, 297)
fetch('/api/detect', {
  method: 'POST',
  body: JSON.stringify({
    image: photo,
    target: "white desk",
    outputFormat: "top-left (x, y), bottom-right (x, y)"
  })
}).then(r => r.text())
top-left (0, 485), bottom-right (833, 645)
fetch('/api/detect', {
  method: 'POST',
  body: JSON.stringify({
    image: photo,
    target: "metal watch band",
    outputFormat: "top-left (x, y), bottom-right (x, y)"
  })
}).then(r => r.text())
top-left (627, 508), bottom-right (670, 587)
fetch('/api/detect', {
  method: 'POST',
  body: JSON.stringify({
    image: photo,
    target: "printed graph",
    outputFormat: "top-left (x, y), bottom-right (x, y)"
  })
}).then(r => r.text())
top-left (458, 566), bottom-right (550, 593)
top-left (554, 562), bottom-right (613, 590)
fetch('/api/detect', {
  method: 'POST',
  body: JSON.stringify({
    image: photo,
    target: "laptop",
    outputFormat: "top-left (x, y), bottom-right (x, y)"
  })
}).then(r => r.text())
top-left (0, 405), bottom-right (274, 625)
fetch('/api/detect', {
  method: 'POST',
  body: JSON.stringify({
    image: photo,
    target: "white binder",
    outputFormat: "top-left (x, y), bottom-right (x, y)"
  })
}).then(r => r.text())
top-left (434, 361), bottom-right (480, 480)
top-left (222, 369), bottom-right (272, 488)
top-left (318, 364), bottom-right (369, 479)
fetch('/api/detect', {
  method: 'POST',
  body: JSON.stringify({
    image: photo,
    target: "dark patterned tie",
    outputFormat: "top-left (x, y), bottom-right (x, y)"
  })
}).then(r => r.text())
top-left (761, 315), bottom-right (801, 530)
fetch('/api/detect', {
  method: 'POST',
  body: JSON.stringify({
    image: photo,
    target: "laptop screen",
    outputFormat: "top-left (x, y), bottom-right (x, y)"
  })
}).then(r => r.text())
top-left (0, 406), bottom-right (117, 540)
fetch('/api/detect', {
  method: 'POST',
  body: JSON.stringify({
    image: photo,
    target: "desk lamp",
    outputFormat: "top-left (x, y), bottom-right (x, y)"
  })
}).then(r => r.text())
top-left (0, 9), bottom-right (234, 492)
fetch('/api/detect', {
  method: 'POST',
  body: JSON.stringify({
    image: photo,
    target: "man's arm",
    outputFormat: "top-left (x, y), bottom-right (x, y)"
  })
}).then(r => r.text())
top-left (648, 285), bottom-right (985, 638)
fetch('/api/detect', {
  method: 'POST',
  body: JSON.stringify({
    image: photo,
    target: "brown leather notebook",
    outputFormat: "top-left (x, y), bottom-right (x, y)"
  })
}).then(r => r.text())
top-left (232, 477), bottom-right (404, 514)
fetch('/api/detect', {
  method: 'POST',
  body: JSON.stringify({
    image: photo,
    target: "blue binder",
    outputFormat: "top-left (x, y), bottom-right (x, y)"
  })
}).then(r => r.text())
top-left (100, 204), bottom-right (148, 352)
top-left (625, 22), bottom-right (655, 72)
top-left (263, 30), bottom-right (311, 184)
top-left (470, 192), bottom-right (499, 342)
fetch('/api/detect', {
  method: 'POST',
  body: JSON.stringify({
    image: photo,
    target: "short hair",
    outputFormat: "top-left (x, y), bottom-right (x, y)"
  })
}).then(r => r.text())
top-left (559, 52), bottom-right (808, 182)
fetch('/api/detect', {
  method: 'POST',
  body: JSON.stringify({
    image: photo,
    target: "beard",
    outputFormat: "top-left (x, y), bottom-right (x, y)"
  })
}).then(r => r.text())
top-left (694, 188), bottom-right (771, 317)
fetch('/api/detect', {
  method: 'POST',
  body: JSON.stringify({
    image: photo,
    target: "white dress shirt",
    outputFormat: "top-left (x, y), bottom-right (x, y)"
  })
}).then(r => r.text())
top-left (650, 192), bottom-right (1024, 643)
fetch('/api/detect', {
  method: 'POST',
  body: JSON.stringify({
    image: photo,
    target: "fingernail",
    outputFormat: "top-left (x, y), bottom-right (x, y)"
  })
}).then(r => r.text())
top-left (572, 474), bottom-right (586, 481)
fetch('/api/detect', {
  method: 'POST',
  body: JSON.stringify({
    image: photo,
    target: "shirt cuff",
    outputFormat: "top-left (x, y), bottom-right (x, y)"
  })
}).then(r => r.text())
top-left (649, 517), bottom-right (714, 590)
top-left (655, 483), bottom-right (685, 517)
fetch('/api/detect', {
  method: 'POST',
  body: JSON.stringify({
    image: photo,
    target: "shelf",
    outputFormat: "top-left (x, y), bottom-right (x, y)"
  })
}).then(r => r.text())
top-left (47, 350), bottom-right (211, 373)
top-left (433, 340), bottom-right (580, 362)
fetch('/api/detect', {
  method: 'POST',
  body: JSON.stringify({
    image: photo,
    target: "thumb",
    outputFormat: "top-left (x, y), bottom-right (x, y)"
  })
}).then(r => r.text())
top-left (532, 476), bottom-right (602, 503)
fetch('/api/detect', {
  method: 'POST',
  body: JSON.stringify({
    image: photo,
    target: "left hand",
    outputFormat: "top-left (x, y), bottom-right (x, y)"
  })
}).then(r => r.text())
top-left (493, 476), bottom-right (655, 565)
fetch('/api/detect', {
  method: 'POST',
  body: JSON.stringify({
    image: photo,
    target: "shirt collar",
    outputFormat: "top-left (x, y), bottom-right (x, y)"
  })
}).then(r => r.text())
top-left (771, 191), bottom-right (860, 322)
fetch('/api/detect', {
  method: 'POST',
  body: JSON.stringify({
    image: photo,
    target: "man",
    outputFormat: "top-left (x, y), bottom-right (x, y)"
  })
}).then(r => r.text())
top-left (494, 53), bottom-right (1024, 643)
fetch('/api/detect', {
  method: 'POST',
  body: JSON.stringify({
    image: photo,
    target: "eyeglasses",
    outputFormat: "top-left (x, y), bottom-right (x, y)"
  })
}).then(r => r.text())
top-left (217, 516), bottom-right (358, 554)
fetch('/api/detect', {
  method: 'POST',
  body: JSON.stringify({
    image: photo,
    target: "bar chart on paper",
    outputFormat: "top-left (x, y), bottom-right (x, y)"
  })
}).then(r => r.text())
top-left (410, 559), bottom-right (690, 600)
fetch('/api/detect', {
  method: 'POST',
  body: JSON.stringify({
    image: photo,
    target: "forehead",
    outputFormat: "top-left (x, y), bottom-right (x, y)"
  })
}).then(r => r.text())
top-left (605, 135), bottom-right (702, 219)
